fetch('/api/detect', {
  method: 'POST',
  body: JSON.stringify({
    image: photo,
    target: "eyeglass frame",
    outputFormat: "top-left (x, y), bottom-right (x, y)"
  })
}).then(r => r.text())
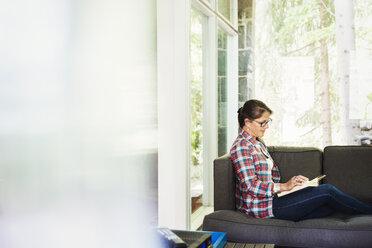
top-left (252, 118), bottom-right (272, 127)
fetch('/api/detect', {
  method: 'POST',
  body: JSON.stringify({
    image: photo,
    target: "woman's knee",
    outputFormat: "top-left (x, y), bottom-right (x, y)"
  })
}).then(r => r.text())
top-left (318, 184), bottom-right (338, 193)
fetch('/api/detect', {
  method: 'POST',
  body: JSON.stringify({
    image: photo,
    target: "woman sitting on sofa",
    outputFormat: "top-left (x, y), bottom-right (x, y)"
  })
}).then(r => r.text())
top-left (230, 99), bottom-right (372, 221)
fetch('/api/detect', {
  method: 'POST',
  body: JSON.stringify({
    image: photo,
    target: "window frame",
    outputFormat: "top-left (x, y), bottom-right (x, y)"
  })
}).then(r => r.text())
top-left (191, 0), bottom-right (238, 229)
top-left (157, 0), bottom-right (238, 230)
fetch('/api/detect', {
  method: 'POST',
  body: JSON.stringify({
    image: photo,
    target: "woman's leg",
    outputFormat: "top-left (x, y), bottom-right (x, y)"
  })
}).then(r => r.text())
top-left (273, 184), bottom-right (372, 221)
top-left (301, 205), bottom-right (334, 220)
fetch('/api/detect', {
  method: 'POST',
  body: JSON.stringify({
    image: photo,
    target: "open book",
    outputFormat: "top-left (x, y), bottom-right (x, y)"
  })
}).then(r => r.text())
top-left (277, 175), bottom-right (327, 197)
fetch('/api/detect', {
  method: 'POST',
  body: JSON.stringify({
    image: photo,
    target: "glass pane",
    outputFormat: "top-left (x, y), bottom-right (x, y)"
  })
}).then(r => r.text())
top-left (190, 8), bottom-right (204, 214)
top-left (218, 28), bottom-right (228, 156)
top-left (254, 0), bottom-right (372, 148)
top-left (238, 2), bottom-right (254, 107)
top-left (218, 0), bottom-right (231, 22)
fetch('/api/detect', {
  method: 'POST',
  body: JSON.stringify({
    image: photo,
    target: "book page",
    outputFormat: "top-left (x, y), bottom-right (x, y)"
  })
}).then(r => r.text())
top-left (277, 175), bottom-right (326, 197)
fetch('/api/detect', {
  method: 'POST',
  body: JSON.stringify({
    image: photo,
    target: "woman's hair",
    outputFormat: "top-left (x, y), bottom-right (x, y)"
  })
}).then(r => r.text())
top-left (238, 99), bottom-right (273, 128)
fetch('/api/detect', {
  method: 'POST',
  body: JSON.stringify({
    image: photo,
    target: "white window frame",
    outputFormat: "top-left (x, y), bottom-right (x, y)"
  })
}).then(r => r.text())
top-left (157, 0), bottom-right (191, 230)
top-left (157, 0), bottom-right (238, 230)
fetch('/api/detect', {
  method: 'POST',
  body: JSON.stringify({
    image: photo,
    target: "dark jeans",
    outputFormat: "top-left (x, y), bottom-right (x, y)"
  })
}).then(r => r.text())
top-left (272, 184), bottom-right (372, 221)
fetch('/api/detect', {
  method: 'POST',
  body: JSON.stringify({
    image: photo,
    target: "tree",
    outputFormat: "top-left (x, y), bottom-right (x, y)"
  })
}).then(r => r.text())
top-left (334, 0), bottom-right (356, 144)
top-left (319, 0), bottom-right (332, 146)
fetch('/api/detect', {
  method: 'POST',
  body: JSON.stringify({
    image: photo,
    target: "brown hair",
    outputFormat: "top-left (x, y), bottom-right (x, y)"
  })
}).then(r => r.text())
top-left (238, 99), bottom-right (273, 128)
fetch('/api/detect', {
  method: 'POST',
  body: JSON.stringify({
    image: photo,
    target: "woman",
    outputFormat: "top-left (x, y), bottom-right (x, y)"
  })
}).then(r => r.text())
top-left (230, 99), bottom-right (372, 221)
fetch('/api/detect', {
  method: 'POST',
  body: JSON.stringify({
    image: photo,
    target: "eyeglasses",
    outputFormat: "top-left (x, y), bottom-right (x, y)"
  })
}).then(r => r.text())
top-left (253, 118), bottom-right (272, 127)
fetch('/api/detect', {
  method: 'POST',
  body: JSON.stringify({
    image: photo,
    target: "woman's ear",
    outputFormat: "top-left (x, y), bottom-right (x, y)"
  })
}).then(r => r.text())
top-left (244, 118), bottom-right (251, 127)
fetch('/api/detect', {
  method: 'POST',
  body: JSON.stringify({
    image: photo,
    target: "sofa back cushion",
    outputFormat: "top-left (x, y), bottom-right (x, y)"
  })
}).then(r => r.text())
top-left (268, 147), bottom-right (323, 183)
top-left (214, 146), bottom-right (323, 211)
top-left (323, 146), bottom-right (372, 204)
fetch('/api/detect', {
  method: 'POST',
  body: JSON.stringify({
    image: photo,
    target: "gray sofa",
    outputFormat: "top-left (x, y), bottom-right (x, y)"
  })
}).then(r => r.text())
top-left (203, 146), bottom-right (372, 248)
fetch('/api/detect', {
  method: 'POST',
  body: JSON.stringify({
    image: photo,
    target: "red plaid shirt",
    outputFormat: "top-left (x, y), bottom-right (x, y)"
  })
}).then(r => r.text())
top-left (230, 130), bottom-right (280, 218)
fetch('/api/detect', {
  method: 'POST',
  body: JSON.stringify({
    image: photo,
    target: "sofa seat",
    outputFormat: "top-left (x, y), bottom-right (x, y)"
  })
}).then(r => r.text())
top-left (204, 210), bottom-right (372, 247)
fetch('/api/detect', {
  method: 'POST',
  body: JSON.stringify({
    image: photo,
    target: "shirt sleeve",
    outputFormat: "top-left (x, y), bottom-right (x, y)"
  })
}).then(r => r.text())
top-left (273, 183), bottom-right (281, 193)
top-left (231, 142), bottom-right (274, 198)
top-left (272, 164), bottom-right (281, 183)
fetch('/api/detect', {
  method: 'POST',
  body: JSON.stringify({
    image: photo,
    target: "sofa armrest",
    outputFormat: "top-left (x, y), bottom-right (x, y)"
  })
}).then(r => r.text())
top-left (214, 154), bottom-right (235, 211)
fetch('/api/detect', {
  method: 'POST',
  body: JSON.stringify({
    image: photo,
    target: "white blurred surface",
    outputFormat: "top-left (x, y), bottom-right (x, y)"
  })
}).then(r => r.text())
top-left (0, 0), bottom-right (159, 247)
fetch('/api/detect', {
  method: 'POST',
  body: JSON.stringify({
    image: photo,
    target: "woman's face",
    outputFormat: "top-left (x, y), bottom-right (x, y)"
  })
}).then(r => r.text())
top-left (244, 111), bottom-right (271, 138)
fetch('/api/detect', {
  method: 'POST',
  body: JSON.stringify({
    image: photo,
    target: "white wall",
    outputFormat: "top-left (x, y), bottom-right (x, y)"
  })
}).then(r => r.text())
top-left (0, 0), bottom-right (158, 247)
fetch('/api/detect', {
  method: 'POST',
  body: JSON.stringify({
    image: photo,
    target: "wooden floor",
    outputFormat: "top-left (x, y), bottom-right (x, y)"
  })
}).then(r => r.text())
top-left (225, 243), bottom-right (275, 248)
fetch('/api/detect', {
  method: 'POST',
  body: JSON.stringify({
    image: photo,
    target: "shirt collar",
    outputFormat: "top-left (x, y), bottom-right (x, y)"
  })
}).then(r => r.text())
top-left (240, 129), bottom-right (260, 145)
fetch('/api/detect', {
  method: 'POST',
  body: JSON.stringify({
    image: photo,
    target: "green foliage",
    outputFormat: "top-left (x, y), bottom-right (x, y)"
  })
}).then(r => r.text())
top-left (367, 93), bottom-right (372, 103)
top-left (269, 0), bottom-right (336, 54)
top-left (353, 0), bottom-right (372, 50)
top-left (365, 93), bottom-right (372, 120)
top-left (191, 9), bottom-right (203, 166)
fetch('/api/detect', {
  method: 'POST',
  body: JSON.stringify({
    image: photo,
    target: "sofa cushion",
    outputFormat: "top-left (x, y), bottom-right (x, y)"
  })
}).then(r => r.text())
top-left (323, 146), bottom-right (372, 204)
top-left (268, 146), bottom-right (323, 183)
top-left (203, 210), bottom-right (372, 247)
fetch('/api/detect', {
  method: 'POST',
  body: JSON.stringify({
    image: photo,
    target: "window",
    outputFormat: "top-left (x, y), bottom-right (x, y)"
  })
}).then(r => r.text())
top-left (253, 0), bottom-right (372, 148)
top-left (190, 0), bottom-right (238, 230)
top-left (218, 0), bottom-right (231, 22)
top-left (217, 28), bottom-right (228, 157)
top-left (190, 7), bottom-right (204, 214)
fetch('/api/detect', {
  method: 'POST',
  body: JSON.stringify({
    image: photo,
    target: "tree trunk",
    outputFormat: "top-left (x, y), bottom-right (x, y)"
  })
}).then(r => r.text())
top-left (334, 0), bottom-right (355, 144)
top-left (318, 0), bottom-right (332, 147)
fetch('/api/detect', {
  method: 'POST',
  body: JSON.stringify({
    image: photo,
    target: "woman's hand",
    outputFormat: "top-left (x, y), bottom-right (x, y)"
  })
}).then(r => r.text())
top-left (280, 175), bottom-right (309, 192)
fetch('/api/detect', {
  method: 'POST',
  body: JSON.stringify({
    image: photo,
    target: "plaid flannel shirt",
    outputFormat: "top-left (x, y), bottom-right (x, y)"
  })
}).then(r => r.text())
top-left (230, 130), bottom-right (280, 218)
